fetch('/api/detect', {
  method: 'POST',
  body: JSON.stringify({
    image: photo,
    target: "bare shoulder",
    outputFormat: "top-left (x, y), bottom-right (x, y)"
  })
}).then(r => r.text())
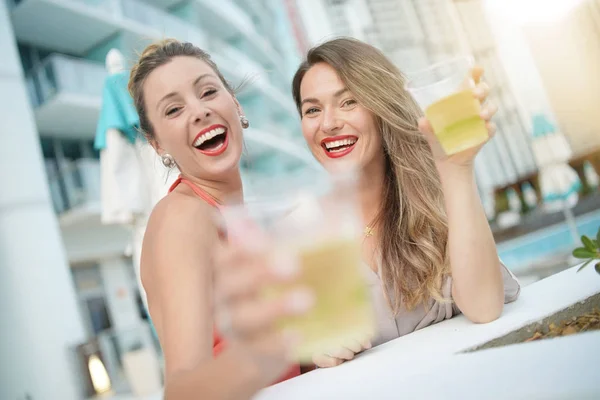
top-left (148, 190), bottom-right (216, 235)
top-left (141, 191), bottom-right (219, 288)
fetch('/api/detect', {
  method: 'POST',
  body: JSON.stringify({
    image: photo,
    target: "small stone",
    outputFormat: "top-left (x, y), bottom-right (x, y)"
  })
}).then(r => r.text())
top-left (579, 323), bottom-right (591, 331)
top-left (526, 332), bottom-right (543, 342)
top-left (562, 326), bottom-right (578, 336)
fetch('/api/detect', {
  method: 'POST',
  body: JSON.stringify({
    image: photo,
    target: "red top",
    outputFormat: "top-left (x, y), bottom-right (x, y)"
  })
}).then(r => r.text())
top-left (169, 176), bottom-right (300, 383)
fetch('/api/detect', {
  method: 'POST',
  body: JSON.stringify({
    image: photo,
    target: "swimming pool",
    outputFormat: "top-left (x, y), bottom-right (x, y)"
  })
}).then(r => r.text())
top-left (497, 210), bottom-right (600, 273)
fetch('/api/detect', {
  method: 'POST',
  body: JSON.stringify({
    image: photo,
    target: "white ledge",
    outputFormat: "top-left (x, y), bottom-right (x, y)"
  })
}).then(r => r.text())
top-left (255, 263), bottom-right (600, 399)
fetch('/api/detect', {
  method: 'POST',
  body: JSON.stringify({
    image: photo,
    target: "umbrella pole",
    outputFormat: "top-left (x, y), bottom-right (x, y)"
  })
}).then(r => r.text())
top-left (562, 205), bottom-right (579, 244)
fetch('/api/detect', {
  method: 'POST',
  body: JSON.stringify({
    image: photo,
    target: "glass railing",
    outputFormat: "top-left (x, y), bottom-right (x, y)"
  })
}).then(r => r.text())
top-left (74, 322), bottom-right (163, 397)
top-left (206, 39), bottom-right (294, 118)
top-left (121, 0), bottom-right (208, 47)
top-left (194, 0), bottom-right (284, 71)
top-left (209, 38), bottom-right (266, 81)
top-left (231, 0), bottom-right (258, 17)
top-left (46, 158), bottom-right (101, 214)
top-left (11, 0), bottom-right (202, 44)
top-left (11, 0), bottom-right (123, 15)
top-left (233, 0), bottom-right (279, 41)
top-left (208, 40), bottom-right (293, 115)
top-left (27, 54), bottom-right (106, 107)
top-left (236, 35), bottom-right (285, 80)
top-left (196, 0), bottom-right (253, 33)
top-left (45, 160), bottom-right (67, 214)
top-left (76, 0), bottom-right (122, 15)
top-left (232, 0), bottom-right (282, 41)
top-left (25, 75), bottom-right (40, 108)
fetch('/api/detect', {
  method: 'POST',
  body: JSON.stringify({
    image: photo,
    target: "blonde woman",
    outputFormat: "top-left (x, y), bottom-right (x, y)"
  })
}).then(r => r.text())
top-left (128, 40), bottom-right (306, 398)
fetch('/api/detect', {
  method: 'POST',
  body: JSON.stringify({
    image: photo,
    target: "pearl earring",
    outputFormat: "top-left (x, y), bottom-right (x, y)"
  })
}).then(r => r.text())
top-left (161, 153), bottom-right (175, 168)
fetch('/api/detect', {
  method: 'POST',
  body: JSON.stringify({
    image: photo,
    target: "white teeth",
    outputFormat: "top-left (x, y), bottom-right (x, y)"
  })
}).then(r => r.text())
top-left (193, 127), bottom-right (226, 147)
top-left (324, 138), bottom-right (357, 150)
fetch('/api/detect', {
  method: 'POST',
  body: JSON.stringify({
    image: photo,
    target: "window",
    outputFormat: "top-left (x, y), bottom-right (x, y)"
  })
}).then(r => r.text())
top-left (86, 297), bottom-right (112, 335)
top-left (72, 264), bottom-right (113, 336)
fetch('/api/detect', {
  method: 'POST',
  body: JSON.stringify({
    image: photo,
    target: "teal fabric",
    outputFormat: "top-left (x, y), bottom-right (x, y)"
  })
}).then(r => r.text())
top-left (94, 70), bottom-right (141, 150)
top-left (542, 180), bottom-right (582, 202)
top-left (532, 113), bottom-right (556, 138)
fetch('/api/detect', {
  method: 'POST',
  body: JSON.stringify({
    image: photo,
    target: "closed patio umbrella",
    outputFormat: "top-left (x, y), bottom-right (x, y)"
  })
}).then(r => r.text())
top-left (530, 113), bottom-right (582, 243)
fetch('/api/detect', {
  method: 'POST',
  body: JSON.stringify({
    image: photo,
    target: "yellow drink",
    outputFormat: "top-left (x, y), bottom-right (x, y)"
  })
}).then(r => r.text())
top-left (425, 89), bottom-right (488, 155)
top-left (270, 238), bottom-right (375, 363)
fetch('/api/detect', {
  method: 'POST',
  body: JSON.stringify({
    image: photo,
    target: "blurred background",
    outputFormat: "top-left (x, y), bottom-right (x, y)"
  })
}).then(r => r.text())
top-left (1, 0), bottom-right (599, 398)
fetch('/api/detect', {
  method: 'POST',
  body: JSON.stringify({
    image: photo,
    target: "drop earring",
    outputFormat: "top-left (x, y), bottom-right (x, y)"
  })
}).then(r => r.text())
top-left (240, 115), bottom-right (250, 129)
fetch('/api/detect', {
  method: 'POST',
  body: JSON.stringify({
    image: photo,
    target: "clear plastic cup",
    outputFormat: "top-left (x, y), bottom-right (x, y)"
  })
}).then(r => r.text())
top-left (406, 56), bottom-right (487, 155)
top-left (221, 171), bottom-right (375, 363)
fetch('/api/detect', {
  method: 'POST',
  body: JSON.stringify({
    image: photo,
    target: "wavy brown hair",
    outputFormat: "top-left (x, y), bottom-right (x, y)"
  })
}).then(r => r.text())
top-left (292, 38), bottom-right (450, 312)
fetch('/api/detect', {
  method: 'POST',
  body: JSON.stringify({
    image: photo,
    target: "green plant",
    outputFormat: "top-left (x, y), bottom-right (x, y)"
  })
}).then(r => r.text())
top-left (574, 227), bottom-right (600, 275)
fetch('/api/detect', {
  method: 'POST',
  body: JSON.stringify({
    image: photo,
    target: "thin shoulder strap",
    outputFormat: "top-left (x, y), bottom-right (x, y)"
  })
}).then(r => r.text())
top-left (168, 176), bottom-right (221, 208)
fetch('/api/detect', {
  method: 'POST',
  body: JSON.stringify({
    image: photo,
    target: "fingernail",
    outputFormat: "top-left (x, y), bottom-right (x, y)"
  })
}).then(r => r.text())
top-left (270, 252), bottom-right (299, 279)
top-left (286, 288), bottom-right (315, 313)
top-left (480, 109), bottom-right (490, 119)
top-left (365, 341), bottom-right (372, 349)
top-left (473, 88), bottom-right (484, 98)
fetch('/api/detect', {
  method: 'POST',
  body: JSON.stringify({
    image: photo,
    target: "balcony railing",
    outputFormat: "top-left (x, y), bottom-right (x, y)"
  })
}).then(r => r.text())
top-left (27, 54), bottom-right (106, 107)
top-left (75, 0), bottom-right (123, 15)
top-left (232, 0), bottom-right (279, 42)
top-left (121, 0), bottom-right (207, 46)
top-left (46, 158), bottom-right (101, 214)
top-left (11, 0), bottom-right (122, 16)
top-left (209, 38), bottom-right (265, 80)
top-left (196, 0), bottom-right (253, 34)
top-left (191, 0), bottom-right (284, 72)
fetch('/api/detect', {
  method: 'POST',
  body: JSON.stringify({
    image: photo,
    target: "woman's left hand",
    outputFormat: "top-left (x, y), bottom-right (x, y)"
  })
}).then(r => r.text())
top-left (418, 66), bottom-right (497, 169)
top-left (311, 337), bottom-right (372, 368)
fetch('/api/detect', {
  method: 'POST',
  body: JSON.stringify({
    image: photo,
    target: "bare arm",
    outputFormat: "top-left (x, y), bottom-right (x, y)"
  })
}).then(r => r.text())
top-left (163, 346), bottom-right (266, 400)
top-left (438, 165), bottom-right (504, 323)
top-left (141, 193), bottom-right (216, 392)
top-left (417, 67), bottom-right (505, 323)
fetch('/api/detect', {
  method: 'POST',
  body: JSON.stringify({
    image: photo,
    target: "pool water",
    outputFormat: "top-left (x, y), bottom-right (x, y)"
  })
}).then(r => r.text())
top-left (497, 210), bottom-right (600, 273)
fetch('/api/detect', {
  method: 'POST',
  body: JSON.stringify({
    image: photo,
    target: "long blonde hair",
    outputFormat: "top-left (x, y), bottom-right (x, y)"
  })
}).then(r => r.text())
top-left (292, 38), bottom-right (450, 312)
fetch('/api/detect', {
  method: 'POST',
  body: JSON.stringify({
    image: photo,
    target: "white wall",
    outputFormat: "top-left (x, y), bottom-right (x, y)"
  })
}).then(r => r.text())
top-left (484, 0), bottom-right (600, 155)
top-left (343, 0), bottom-right (372, 41)
top-left (483, 1), bottom-right (560, 132)
top-left (523, 2), bottom-right (600, 155)
top-left (0, 1), bottom-right (87, 398)
top-left (295, 0), bottom-right (336, 45)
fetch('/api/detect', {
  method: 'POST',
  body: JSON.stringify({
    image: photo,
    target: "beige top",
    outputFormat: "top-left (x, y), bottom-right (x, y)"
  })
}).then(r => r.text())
top-left (365, 262), bottom-right (521, 347)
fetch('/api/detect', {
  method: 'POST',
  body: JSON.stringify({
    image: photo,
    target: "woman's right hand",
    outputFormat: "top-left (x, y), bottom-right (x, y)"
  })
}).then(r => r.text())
top-left (214, 227), bottom-right (315, 383)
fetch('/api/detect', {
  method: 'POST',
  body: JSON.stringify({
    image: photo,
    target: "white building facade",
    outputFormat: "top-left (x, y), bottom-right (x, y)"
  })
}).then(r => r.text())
top-left (295, 0), bottom-right (549, 197)
top-left (1, 0), bottom-right (316, 397)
